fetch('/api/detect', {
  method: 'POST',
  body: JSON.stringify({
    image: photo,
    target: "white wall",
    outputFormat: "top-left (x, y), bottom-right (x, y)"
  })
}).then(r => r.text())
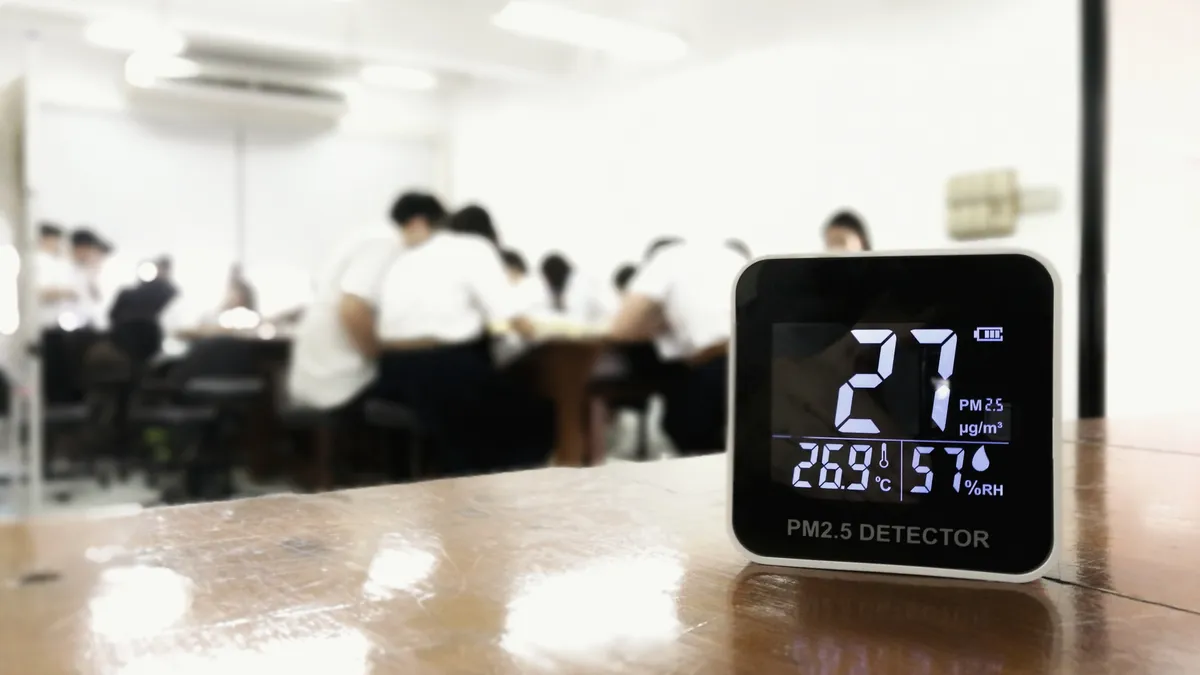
top-left (242, 129), bottom-right (436, 315)
top-left (31, 106), bottom-right (240, 320)
top-left (0, 35), bottom-right (448, 320)
top-left (1108, 0), bottom-right (1200, 417)
top-left (451, 0), bottom-right (1081, 415)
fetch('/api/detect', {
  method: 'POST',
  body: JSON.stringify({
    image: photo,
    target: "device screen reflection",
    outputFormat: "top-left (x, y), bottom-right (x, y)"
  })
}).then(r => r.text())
top-left (730, 568), bottom-right (1059, 675)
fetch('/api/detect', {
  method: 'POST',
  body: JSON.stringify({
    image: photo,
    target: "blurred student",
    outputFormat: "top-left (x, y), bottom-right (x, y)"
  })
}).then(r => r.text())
top-left (287, 227), bottom-right (404, 412)
top-left (538, 252), bottom-right (614, 325)
top-left (225, 264), bottom-right (258, 312)
top-left (645, 236), bottom-right (683, 262)
top-left (68, 228), bottom-right (111, 329)
top-left (196, 265), bottom-right (258, 329)
top-left (540, 253), bottom-right (572, 313)
top-left (501, 248), bottom-right (528, 285)
top-left (613, 263), bottom-right (638, 295)
top-left (448, 204), bottom-right (501, 249)
top-left (823, 210), bottom-right (872, 252)
top-left (610, 240), bottom-right (745, 454)
top-left (726, 239), bottom-right (752, 260)
top-left (38, 227), bottom-right (108, 401)
top-left (501, 248), bottom-right (547, 315)
top-left (371, 192), bottom-right (548, 475)
top-left (36, 223), bottom-right (80, 403)
top-left (34, 223), bottom-right (76, 329)
top-left (108, 257), bottom-right (179, 362)
top-left (109, 256), bottom-right (177, 324)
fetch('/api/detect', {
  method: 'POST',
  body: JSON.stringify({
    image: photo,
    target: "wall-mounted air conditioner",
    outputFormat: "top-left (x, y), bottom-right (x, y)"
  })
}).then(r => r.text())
top-left (124, 54), bottom-right (350, 125)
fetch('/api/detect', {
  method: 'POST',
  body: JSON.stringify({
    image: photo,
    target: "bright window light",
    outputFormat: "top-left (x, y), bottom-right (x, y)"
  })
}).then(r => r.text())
top-left (125, 52), bottom-right (201, 88)
top-left (493, 1), bottom-right (687, 62)
top-left (359, 65), bottom-right (438, 91)
top-left (85, 16), bottom-right (187, 55)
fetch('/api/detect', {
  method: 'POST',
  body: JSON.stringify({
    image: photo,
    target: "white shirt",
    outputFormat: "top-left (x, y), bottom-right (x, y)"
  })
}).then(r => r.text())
top-left (34, 250), bottom-right (75, 329)
top-left (376, 231), bottom-right (520, 343)
top-left (287, 229), bottom-right (402, 409)
top-left (513, 275), bottom-right (549, 315)
top-left (72, 266), bottom-right (104, 329)
top-left (627, 241), bottom-right (747, 360)
top-left (529, 270), bottom-right (617, 328)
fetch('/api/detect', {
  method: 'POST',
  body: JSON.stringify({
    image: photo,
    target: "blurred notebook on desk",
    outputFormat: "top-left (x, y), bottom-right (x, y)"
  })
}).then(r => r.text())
top-left (490, 316), bottom-right (607, 367)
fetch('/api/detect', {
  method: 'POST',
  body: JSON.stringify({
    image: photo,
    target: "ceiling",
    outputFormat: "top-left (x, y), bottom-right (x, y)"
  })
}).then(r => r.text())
top-left (0, 0), bottom-right (966, 85)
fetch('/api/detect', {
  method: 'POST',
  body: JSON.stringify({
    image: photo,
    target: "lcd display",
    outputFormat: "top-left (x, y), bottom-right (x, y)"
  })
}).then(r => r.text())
top-left (771, 322), bottom-right (1013, 505)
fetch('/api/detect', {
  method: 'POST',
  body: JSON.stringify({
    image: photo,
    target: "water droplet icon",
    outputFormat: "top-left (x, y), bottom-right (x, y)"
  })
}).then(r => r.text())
top-left (972, 447), bottom-right (990, 471)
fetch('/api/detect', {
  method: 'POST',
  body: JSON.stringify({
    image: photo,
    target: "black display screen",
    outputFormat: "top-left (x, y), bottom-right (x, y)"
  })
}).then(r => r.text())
top-left (731, 253), bottom-right (1057, 577)
top-left (771, 322), bottom-right (1013, 503)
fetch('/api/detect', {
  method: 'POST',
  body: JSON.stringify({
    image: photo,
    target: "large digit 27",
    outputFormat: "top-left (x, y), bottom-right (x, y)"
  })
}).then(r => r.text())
top-left (834, 329), bottom-right (897, 434)
top-left (911, 329), bottom-right (958, 431)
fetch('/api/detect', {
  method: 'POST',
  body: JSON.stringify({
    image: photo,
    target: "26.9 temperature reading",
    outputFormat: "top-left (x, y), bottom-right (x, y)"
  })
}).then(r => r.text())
top-left (789, 441), bottom-right (1004, 502)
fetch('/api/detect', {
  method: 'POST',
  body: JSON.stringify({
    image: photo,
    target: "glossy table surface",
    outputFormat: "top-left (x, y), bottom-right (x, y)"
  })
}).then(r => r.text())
top-left (3, 422), bottom-right (1200, 674)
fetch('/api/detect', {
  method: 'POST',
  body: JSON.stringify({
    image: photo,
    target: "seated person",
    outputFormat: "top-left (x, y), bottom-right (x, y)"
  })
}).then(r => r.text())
top-left (447, 204), bottom-right (502, 249)
top-left (726, 239), bottom-right (752, 260)
top-left (613, 263), bottom-right (638, 296)
top-left (286, 226), bottom-right (404, 413)
top-left (501, 248), bottom-right (527, 285)
top-left (35, 223), bottom-right (77, 329)
top-left (370, 192), bottom-right (550, 476)
top-left (68, 228), bottom-right (112, 331)
top-left (823, 210), bottom-right (872, 252)
top-left (535, 252), bottom-right (615, 327)
top-left (110, 256), bottom-right (178, 324)
top-left (108, 256), bottom-right (179, 363)
top-left (609, 240), bottom-right (746, 455)
top-left (501, 248), bottom-right (547, 315)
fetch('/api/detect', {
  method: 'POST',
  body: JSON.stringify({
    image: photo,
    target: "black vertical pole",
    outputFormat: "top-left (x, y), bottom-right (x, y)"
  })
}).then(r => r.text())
top-left (1079, 0), bottom-right (1107, 418)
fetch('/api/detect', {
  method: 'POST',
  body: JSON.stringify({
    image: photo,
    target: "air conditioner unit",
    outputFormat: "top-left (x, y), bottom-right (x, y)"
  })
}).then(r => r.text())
top-left (125, 57), bottom-right (351, 125)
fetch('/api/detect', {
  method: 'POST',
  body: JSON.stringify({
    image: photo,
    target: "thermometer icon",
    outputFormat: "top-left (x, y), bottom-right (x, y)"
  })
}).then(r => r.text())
top-left (879, 443), bottom-right (889, 468)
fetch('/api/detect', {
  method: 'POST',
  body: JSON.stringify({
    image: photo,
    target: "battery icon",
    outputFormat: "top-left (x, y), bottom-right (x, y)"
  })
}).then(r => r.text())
top-left (974, 327), bottom-right (1004, 342)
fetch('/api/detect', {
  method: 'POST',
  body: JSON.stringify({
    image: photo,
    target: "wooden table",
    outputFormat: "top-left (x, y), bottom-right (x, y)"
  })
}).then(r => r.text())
top-left (525, 339), bottom-right (605, 466)
top-left (7, 422), bottom-right (1198, 674)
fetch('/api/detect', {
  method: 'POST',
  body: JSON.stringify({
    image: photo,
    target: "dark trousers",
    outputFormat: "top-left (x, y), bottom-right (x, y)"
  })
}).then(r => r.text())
top-left (376, 342), bottom-right (553, 476)
top-left (662, 355), bottom-right (729, 455)
top-left (42, 328), bottom-right (102, 404)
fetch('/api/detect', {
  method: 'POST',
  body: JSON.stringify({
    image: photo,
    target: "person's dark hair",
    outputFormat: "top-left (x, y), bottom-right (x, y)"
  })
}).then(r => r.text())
top-left (39, 222), bottom-right (64, 239)
top-left (824, 210), bottom-right (872, 251)
top-left (726, 239), bottom-right (752, 259)
top-left (645, 237), bottom-right (683, 261)
top-left (390, 192), bottom-right (447, 229)
top-left (540, 253), bottom-right (573, 312)
top-left (613, 263), bottom-right (637, 292)
top-left (70, 228), bottom-right (103, 249)
top-left (449, 205), bottom-right (500, 248)
top-left (501, 248), bottom-right (527, 275)
top-left (155, 255), bottom-right (173, 277)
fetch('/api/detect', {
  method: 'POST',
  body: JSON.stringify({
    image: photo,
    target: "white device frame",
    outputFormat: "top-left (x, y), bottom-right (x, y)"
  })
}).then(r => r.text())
top-left (726, 249), bottom-right (1062, 584)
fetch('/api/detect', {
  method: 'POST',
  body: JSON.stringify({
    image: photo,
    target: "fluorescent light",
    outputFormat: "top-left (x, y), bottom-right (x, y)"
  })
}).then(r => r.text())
top-left (493, 1), bottom-right (687, 62)
top-left (359, 65), bottom-right (438, 91)
top-left (125, 52), bottom-right (201, 88)
top-left (85, 16), bottom-right (187, 55)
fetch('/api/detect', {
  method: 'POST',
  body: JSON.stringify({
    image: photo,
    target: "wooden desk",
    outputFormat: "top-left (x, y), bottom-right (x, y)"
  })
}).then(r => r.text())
top-left (4, 420), bottom-right (1200, 673)
top-left (524, 339), bottom-right (605, 466)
